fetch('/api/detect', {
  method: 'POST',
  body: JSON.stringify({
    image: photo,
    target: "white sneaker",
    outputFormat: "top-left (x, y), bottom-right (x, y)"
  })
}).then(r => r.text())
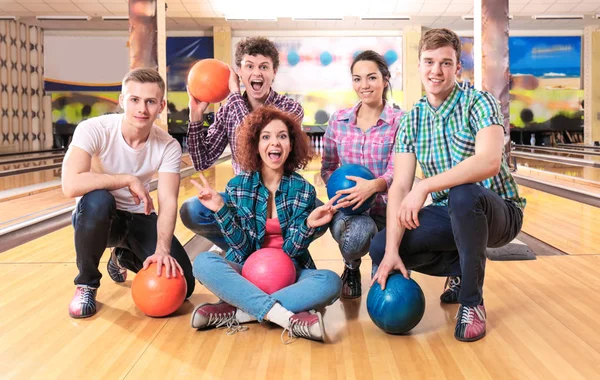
top-left (209, 244), bottom-right (224, 256)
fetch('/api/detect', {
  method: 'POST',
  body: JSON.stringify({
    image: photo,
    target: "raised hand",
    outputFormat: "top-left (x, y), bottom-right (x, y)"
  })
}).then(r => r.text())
top-left (334, 176), bottom-right (377, 211)
top-left (227, 65), bottom-right (241, 94)
top-left (190, 173), bottom-right (225, 212)
top-left (307, 194), bottom-right (342, 228)
top-left (186, 86), bottom-right (209, 123)
top-left (128, 176), bottom-right (154, 215)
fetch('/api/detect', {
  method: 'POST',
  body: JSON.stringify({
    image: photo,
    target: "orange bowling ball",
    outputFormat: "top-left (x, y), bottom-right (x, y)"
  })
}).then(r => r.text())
top-left (131, 263), bottom-right (187, 317)
top-left (187, 58), bottom-right (230, 103)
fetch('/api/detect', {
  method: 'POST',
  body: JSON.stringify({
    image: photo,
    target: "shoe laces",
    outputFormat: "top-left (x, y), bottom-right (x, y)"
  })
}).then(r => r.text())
top-left (110, 250), bottom-right (126, 273)
top-left (456, 305), bottom-right (485, 325)
top-left (444, 276), bottom-right (461, 291)
top-left (281, 318), bottom-right (311, 345)
top-left (78, 287), bottom-right (95, 304)
top-left (205, 311), bottom-right (248, 335)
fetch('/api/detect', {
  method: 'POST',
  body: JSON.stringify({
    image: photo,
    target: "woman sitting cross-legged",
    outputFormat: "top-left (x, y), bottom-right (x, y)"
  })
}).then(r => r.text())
top-left (190, 106), bottom-right (342, 343)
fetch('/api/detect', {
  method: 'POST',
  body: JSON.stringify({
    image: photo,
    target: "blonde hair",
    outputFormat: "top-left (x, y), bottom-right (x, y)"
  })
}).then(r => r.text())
top-left (122, 68), bottom-right (165, 94)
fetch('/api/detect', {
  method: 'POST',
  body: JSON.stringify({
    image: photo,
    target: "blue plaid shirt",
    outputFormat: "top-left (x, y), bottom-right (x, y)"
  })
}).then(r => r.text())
top-left (214, 171), bottom-right (319, 269)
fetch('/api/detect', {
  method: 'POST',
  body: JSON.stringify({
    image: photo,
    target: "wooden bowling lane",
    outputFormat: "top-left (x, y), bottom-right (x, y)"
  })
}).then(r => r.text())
top-left (2, 157), bottom-right (600, 377)
top-left (2, 254), bottom-right (600, 378)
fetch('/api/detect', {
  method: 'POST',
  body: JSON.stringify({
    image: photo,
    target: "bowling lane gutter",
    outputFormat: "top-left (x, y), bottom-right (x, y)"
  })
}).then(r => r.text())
top-left (0, 154), bottom-right (230, 254)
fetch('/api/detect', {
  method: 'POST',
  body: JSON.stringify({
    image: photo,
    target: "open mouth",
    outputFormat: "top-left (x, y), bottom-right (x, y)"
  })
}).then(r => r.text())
top-left (268, 150), bottom-right (282, 161)
top-left (250, 79), bottom-right (264, 91)
top-left (429, 78), bottom-right (443, 84)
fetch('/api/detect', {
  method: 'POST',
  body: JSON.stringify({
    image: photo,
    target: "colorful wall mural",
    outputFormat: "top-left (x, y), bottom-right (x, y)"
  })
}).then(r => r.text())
top-left (233, 36), bottom-right (404, 126)
top-left (460, 36), bottom-right (583, 142)
top-left (45, 36), bottom-right (213, 143)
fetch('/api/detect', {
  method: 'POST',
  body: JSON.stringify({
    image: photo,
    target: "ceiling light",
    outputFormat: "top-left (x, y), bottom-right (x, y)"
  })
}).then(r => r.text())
top-left (360, 16), bottom-right (411, 21)
top-left (225, 17), bottom-right (277, 21)
top-left (0, 16), bottom-right (17, 20)
top-left (532, 15), bottom-right (584, 20)
top-left (102, 16), bottom-right (128, 21)
top-left (36, 15), bottom-right (91, 21)
top-left (293, 17), bottom-right (344, 21)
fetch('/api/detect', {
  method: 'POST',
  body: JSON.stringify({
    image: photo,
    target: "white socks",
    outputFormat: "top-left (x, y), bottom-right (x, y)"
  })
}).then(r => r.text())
top-left (265, 303), bottom-right (294, 329)
top-left (235, 309), bottom-right (257, 324)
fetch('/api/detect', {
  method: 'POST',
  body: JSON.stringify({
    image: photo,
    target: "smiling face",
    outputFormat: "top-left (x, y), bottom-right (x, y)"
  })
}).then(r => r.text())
top-left (238, 54), bottom-right (276, 103)
top-left (119, 80), bottom-right (165, 132)
top-left (418, 45), bottom-right (461, 108)
top-left (351, 60), bottom-right (387, 107)
top-left (257, 119), bottom-right (291, 174)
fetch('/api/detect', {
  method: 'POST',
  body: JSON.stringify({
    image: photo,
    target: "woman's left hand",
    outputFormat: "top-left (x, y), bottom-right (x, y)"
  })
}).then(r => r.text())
top-left (334, 176), bottom-right (377, 211)
top-left (306, 194), bottom-right (342, 228)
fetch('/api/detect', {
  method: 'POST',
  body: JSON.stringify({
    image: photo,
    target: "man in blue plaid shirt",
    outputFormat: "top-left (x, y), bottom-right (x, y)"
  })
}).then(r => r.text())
top-left (370, 28), bottom-right (525, 342)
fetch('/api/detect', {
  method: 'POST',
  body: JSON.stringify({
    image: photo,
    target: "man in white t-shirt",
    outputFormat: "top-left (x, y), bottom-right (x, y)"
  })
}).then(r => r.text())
top-left (62, 68), bottom-right (195, 318)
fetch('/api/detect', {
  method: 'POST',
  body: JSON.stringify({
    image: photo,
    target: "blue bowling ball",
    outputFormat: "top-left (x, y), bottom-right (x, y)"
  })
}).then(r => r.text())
top-left (367, 273), bottom-right (426, 334)
top-left (326, 164), bottom-right (376, 215)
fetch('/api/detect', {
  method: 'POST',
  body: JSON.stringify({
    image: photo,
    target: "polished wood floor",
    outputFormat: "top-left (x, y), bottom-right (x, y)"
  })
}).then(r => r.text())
top-left (1, 159), bottom-right (600, 379)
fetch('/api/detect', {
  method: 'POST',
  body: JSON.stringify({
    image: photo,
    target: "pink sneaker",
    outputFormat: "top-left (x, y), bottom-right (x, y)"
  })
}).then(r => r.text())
top-left (69, 285), bottom-right (97, 318)
top-left (190, 302), bottom-right (247, 335)
top-left (455, 303), bottom-right (486, 342)
top-left (282, 311), bottom-right (325, 344)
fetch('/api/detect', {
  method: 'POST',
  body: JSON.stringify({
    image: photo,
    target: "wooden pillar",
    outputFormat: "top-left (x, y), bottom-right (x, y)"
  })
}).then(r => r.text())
top-left (128, 0), bottom-right (167, 130)
top-left (583, 25), bottom-right (600, 145)
top-left (212, 26), bottom-right (232, 112)
top-left (474, 0), bottom-right (510, 135)
top-left (402, 25), bottom-right (423, 110)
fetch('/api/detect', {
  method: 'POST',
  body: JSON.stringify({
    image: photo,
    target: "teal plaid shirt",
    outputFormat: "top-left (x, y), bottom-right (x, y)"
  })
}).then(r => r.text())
top-left (396, 83), bottom-right (526, 210)
top-left (214, 171), bottom-right (319, 269)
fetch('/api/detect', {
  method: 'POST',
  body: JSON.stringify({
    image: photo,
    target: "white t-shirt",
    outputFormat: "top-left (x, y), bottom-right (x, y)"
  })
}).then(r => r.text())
top-left (67, 113), bottom-right (182, 213)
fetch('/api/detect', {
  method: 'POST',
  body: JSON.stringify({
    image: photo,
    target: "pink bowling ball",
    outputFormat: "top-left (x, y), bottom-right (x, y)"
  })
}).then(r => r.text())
top-left (242, 248), bottom-right (297, 294)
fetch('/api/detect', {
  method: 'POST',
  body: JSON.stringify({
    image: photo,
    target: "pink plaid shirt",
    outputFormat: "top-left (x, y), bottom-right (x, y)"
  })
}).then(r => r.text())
top-left (321, 102), bottom-right (403, 217)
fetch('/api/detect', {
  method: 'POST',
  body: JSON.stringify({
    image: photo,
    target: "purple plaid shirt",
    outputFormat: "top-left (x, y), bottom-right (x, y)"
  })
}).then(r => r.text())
top-left (187, 89), bottom-right (304, 174)
top-left (321, 102), bottom-right (404, 217)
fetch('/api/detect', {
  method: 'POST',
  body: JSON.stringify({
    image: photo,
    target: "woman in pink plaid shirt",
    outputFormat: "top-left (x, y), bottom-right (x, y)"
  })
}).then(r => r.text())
top-left (321, 50), bottom-right (404, 299)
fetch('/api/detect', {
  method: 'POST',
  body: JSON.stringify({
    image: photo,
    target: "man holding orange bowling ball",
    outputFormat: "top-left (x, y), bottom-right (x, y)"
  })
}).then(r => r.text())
top-left (180, 37), bottom-right (304, 252)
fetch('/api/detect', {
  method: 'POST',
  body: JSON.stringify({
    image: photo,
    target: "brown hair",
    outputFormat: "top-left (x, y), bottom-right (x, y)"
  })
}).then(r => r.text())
top-left (351, 50), bottom-right (392, 102)
top-left (234, 37), bottom-right (280, 71)
top-left (418, 28), bottom-right (461, 62)
top-left (236, 106), bottom-right (313, 173)
top-left (122, 68), bottom-right (165, 95)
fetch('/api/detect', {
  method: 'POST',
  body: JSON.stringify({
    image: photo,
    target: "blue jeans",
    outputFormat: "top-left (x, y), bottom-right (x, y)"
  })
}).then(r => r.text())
top-left (180, 195), bottom-right (328, 251)
top-left (72, 190), bottom-right (195, 297)
top-left (330, 212), bottom-right (385, 269)
top-left (180, 192), bottom-right (230, 250)
top-left (369, 184), bottom-right (523, 307)
top-left (193, 252), bottom-right (342, 321)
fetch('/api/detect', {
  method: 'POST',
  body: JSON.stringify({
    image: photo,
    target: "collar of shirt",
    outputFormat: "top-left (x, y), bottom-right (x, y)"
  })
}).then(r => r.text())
top-left (425, 82), bottom-right (462, 121)
top-left (336, 101), bottom-right (396, 128)
top-left (241, 88), bottom-right (277, 108)
top-left (249, 170), bottom-right (290, 193)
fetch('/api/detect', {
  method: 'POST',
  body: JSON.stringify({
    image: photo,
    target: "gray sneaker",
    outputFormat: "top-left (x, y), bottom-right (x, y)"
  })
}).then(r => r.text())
top-left (107, 248), bottom-right (127, 283)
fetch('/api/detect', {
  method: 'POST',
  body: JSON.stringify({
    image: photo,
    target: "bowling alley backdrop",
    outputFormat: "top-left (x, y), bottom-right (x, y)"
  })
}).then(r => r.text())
top-left (41, 33), bottom-right (583, 141)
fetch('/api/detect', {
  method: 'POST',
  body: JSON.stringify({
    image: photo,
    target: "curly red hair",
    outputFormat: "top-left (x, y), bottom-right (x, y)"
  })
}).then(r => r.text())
top-left (236, 106), bottom-right (313, 173)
